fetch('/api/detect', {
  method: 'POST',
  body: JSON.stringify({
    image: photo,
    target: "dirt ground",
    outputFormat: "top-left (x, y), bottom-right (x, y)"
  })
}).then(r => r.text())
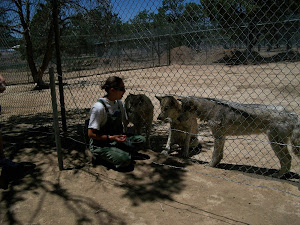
top-left (1, 51), bottom-right (300, 224)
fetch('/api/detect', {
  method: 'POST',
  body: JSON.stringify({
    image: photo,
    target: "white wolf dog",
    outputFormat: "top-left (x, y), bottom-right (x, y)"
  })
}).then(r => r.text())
top-left (125, 94), bottom-right (154, 148)
top-left (179, 97), bottom-right (300, 178)
top-left (156, 96), bottom-right (200, 157)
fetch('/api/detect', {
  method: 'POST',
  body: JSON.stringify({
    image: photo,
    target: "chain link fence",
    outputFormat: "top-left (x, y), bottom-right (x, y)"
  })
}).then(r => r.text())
top-left (1, 0), bottom-right (300, 184)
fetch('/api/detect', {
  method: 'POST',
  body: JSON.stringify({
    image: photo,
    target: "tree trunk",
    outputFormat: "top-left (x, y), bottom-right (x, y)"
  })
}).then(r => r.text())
top-left (23, 20), bottom-right (55, 90)
top-left (35, 23), bottom-right (55, 90)
top-left (23, 29), bottom-right (39, 83)
top-left (246, 23), bottom-right (258, 54)
top-left (24, 30), bottom-right (49, 90)
top-left (19, 10), bottom-right (44, 89)
top-left (15, 0), bottom-right (54, 90)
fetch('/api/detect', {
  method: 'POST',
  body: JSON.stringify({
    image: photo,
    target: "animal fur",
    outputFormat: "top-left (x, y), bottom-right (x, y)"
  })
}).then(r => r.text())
top-left (156, 96), bottom-right (200, 157)
top-left (125, 94), bottom-right (154, 148)
top-left (179, 97), bottom-right (300, 178)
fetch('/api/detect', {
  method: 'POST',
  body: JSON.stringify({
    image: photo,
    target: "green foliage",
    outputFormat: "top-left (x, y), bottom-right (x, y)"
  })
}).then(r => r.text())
top-left (28, 2), bottom-right (53, 61)
top-left (2, 0), bottom-right (299, 69)
top-left (0, 6), bottom-right (18, 48)
top-left (62, 6), bottom-right (122, 56)
top-left (201, 0), bottom-right (300, 50)
top-left (123, 1), bottom-right (205, 49)
top-left (130, 10), bottom-right (152, 24)
top-left (162, 0), bottom-right (185, 23)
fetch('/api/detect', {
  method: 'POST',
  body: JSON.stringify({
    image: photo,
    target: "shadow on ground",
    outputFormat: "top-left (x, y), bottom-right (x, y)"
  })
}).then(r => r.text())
top-left (1, 111), bottom-right (298, 223)
top-left (0, 111), bottom-right (191, 224)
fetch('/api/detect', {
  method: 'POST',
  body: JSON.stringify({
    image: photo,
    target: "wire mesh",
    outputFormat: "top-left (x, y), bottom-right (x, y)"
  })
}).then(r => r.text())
top-left (0, 0), bottom-right (299, 182)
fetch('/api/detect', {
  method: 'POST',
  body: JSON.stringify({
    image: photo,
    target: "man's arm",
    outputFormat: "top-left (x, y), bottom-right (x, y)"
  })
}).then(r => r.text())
top-left (88, 128), bottom-right (126, 142)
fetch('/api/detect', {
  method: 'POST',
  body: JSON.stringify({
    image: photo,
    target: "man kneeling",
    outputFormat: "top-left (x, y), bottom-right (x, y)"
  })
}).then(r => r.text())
top-left (88, 76), bottom-right (149, 171)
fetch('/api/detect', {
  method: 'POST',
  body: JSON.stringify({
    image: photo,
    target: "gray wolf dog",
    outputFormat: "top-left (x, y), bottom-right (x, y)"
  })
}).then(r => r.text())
top-left (156, 96), bottom-right (200, 157)
top-left (125, 94), bottom-right (154, 148)
top-left (179, 97), bottom-right (300, 178)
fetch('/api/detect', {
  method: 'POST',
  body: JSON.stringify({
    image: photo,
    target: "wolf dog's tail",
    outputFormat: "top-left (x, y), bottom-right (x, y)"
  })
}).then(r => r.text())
top-left (291, 123), bottom-right (300, 157)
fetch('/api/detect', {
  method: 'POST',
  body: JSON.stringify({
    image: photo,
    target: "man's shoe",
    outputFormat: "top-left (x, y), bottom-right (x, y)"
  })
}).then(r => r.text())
top-left (91, 155), bottom-right (97, 167)
top-left (132, 153), bottom-right (150, 160)
top-left (115, 163), bottom-right (134, 172)
top-left (0, 175), bottom-right (8, 190)
top-left (0, 158), bottom-right (20, 169)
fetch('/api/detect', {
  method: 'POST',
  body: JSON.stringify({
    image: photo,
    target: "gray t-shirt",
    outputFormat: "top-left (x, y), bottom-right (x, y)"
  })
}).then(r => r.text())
top-left (88, 98), bottom-right (128, 132)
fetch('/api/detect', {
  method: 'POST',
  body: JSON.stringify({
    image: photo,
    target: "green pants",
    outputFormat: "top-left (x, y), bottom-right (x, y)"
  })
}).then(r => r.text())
top-left (90, 135), bottom-right (146, 168)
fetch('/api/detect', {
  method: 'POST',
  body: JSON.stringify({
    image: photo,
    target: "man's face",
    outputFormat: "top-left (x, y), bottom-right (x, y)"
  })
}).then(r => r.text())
top-left (113, 81), bottom-right (126, 100)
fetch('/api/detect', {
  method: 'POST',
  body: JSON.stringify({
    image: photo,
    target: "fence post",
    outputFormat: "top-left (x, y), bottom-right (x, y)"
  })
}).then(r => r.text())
top-left (167, 35), bottom-right (171, 66)
top-left (157, 37), bottom-right (161, 66)
top-left (118, 40), bottom-right (121, 71)
top-left (53, 0), bottom-right (67, 132)
top-left (49, 67), bottom-right (64, 171)
top-left (152, 38), bottom-right (154, 67)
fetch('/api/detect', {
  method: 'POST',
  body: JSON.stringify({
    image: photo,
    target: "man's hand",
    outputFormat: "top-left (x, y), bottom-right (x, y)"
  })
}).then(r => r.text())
top-left (112, 135), bottom-right (127, 142)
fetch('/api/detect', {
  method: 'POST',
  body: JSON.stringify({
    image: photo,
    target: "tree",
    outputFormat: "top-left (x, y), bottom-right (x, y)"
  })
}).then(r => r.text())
top-left (1, 0), bottom-right (55, 89)
top-left (62, 3), bottom-right (121, 57)
top-left (0, 7), bottom-right (18, 49)
top-left (129, 9), bottom-right (152, 33)
top-left (162, 0), bottom-right (184, 23)
top-left (29, 2), bottom-right (54, 88)
top-left (180, 3), bottom-right (205, 31)
top-left (202, 0), bottom-right (300, 52)
top-left (1, 0), bottom-right (120, 89)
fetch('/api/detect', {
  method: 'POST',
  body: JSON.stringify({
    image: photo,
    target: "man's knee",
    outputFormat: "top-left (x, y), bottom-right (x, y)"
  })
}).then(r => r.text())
top-left (109, 148), bottom-right (131, 168)
top-left (91, 146), bottom-right (131, 168)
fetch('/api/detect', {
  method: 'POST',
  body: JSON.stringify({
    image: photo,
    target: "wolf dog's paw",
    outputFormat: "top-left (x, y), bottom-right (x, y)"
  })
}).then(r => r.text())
top-left (170, 144), bottom-right (180, 150)
top-left (271, 173), bottom-right (282, 179)
top-left (181, 151), bottom-right (189, 158)
top-left (271, 171), bottom-right (286, 179)
top-left (145, 143), bottom-right (151, 149)
top-left (208, 161), bottom-right (218, 167)
top-left (161, 150), bottom-right (169, 156)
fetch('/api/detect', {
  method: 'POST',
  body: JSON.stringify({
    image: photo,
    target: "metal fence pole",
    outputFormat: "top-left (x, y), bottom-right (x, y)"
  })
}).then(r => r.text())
top-left (167, 35), bottom-right (171, 66)
top-left (49, 67), bottom-right (64, 171)
top-left (152, 39), bottom-right (154, 67)
top-left (53, 0), bottom-right (67, 132)
top-left (118, 41), bottom-right (121, 71)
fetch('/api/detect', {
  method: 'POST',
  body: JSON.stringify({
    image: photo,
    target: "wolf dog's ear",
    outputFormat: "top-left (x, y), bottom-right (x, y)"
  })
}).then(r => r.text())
top-left (169, 97), bottom-right (178, 106)
top-left (155, 96), bottom-right (162, 101)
